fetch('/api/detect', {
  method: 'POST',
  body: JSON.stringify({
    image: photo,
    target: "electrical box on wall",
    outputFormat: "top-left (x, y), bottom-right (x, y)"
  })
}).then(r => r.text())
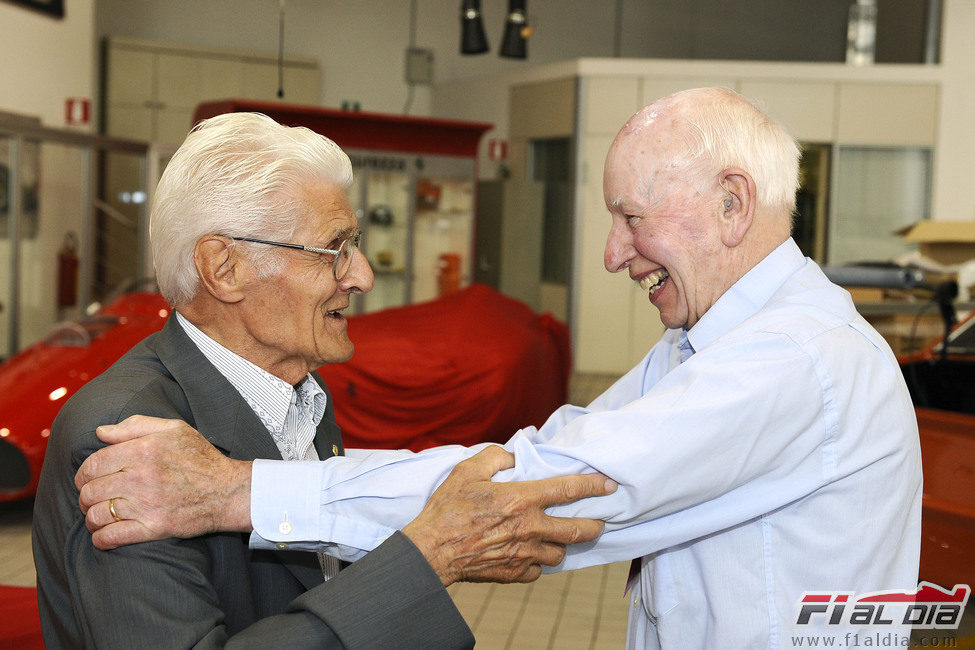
top-left (405, 48), bottom-right (434, 85)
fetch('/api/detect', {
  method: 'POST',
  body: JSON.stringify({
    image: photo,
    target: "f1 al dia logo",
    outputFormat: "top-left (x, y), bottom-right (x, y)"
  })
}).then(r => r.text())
top-left (795, 582), bottom-right (970, 629)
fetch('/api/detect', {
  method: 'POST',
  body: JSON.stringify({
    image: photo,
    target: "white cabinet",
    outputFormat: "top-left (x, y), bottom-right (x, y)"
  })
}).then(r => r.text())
top-left (738, 80), bottom-right (836, 143)
top-left (98, 38), bottom-right (321, 291)
top-left (836, 83), bottom-right (938, 146)
top-left (102, 37), bottom-right (321, 145)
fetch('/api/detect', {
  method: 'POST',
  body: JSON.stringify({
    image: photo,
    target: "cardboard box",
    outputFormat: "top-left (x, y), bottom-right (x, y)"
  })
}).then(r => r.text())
top-left (897, 220), bottom-right (975, 266)
top-left (865, 312), bottom-right (945, 357)
top-left (843, 286), bottom-right (885, 303)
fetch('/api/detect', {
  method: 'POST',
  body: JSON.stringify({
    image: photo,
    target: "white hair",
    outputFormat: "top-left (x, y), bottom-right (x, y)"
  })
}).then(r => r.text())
top-left (644, 87), bottom-right (800, 216)
top-left (150, 112), bottom-right (353, 306)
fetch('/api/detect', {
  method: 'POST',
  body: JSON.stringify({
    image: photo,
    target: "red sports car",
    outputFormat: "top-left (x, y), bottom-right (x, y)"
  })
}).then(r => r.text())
top-left (0, 284), bottom-right (570, 502)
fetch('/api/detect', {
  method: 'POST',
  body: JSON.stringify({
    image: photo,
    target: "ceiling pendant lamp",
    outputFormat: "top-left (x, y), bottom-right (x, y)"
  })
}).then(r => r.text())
top-left (461, 0), bottom-right (489, 55)
top-left (499, 0), bottom-right (529, 59)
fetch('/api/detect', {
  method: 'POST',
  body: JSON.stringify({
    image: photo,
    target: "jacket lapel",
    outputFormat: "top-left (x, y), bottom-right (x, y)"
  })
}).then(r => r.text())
top-left (311, 373), bottom-right (344, 461)
top-left (153, 316), bottom-right (331, 590)
top-left (153, 316), bottom-right (282, 462)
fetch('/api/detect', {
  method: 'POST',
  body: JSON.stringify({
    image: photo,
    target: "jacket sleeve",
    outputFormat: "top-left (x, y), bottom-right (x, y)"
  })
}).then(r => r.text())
top-left (34, 418), bottom-right (473, 649)
top-left (230, 532), bottom-right (474, 649)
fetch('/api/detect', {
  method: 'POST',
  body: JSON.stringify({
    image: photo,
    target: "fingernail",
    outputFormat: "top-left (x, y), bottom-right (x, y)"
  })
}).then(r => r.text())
top-left (604, 478), bottom-right (618, 492)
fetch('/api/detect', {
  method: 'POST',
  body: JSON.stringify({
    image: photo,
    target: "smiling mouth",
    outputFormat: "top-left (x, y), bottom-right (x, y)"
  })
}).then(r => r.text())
top-left (638, 270), bottom-right (669, 295)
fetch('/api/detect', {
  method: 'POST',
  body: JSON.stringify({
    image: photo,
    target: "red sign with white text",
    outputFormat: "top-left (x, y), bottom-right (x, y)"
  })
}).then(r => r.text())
top-left (65, 98), bottom-right (91, 126)
top-left (488, 138), bottom-right (507, 162)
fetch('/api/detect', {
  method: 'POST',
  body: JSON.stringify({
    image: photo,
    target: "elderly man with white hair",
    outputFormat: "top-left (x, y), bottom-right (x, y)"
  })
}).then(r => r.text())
top-left (32, 112), bottom-right (613, 649)
top-left (76, 88), bottom-right (922, 648)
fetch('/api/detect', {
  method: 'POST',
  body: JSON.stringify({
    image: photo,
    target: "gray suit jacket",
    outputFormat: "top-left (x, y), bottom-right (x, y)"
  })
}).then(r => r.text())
top-left (32, 316), bottom-right (473, 649)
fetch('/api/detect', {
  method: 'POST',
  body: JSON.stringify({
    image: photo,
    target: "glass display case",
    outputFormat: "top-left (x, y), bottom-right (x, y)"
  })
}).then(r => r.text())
top-left (349, 153), bottom-right (475, 312)
top-left (792, 143), bottom-right (933, 267)
top-left (193, 99), bottom-right (490, 314)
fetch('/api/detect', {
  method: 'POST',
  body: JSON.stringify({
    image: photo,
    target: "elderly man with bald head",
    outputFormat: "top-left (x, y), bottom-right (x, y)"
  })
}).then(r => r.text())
top-left (76, 88), bottom-right (921, 648)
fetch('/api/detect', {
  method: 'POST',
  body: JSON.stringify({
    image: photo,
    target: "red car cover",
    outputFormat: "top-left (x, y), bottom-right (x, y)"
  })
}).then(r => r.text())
top-left (320, 284), bottom-right (571, 451)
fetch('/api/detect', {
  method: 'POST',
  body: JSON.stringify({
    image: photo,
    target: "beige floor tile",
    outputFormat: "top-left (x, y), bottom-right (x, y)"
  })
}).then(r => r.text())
top-left (450, 562), bottom-right (632, 649)
top-left (0, 499), bottom-right (36, 587)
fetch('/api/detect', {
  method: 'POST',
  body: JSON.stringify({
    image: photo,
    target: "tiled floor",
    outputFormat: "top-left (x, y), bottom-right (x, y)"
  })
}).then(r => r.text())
top-left (0, 498), bottom-right (33, 588)
top-left (447, 563), bottom-right (631, 649)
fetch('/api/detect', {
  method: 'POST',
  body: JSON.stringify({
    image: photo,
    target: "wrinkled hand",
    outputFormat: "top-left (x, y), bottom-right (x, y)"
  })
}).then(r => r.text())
top-left (402, 445), bottom-right (616, 587)
top-left (75, 415), bottom-right (252, 550)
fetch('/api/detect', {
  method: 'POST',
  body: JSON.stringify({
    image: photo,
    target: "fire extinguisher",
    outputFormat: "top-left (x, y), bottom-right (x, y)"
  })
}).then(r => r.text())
top-left (437, 253), bottom-right (462, 297)
top-left (57, 232), bottom-right (79, 309)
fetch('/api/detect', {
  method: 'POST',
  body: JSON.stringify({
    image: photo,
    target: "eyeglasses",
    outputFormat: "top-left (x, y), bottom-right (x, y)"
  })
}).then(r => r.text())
top-left (231, 229), bottom-right (362, 281)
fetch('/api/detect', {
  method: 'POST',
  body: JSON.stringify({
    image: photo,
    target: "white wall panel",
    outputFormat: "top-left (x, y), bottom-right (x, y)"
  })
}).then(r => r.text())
top-left (837, 83), bottom-right (938, 146)
top-left (642, 76), bottom-right (739, 107)
top-left (105, 47), bottom-right (154, 106)
top-left (739, 80), bottom-right (836, 143)
top-left (574, 134), bottom-right (632, 374)
top-left (583, 77), bottom-right (640, 135)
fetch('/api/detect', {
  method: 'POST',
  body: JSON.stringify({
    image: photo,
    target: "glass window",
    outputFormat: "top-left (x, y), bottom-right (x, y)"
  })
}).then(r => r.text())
top-left (530, 138), bottom-right (573, 284)
top-left (829, 146), bottom-right (932, 266)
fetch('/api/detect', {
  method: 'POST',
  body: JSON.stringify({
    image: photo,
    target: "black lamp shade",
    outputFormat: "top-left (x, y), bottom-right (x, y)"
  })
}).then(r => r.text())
top-left (499, 0), bottom-right (528, 59)
top-left (461, 0), bottom-right (489, 55)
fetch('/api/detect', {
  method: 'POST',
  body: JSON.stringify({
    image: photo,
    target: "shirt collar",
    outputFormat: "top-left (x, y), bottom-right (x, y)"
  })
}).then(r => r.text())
top-left (174, 311), bottom-right (326, 434)
top-left (686, 238), bottom-right (807, 354)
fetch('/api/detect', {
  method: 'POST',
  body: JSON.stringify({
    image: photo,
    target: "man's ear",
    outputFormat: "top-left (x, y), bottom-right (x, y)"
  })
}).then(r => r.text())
top-left (718, 168), bottom-right (756, 248)
top-left (194, 235), bottom-right (245, 304)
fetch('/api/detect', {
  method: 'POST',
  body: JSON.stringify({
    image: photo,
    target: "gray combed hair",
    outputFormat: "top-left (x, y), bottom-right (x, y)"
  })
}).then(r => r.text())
top-left (150, 112), bottom-right (353, 306)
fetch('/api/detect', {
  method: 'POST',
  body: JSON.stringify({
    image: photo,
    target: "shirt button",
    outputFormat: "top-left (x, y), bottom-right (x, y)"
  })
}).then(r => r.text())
top-left (632, 595), bottom-right (640, 608)
top-left (279, 521), bottom-right (293, 535)
top-left (275, 542), bottom-right (289, 550)
top-left (331, 444), bottom-right (339, 456)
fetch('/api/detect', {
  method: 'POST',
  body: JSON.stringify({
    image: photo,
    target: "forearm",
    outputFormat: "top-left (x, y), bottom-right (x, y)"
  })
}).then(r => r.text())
top-left (217, 457), bottom-right (254, 531)
top-left (275, 344), bottom-right (830, 569)
top-left (77, 417), bottom-right (256, 549)
top-left (249, 445), bottom-right (491, 555)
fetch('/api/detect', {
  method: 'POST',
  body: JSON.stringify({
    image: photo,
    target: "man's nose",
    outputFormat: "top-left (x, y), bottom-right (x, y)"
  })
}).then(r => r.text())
top-left (340, 247), bottom-right (374, 294)
top-left (604, 222), bottom-right (633, 273)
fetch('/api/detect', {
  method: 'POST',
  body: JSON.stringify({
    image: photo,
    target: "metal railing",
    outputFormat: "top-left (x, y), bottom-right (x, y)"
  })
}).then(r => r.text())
top-left (0, 112), bottom-right (171, 357)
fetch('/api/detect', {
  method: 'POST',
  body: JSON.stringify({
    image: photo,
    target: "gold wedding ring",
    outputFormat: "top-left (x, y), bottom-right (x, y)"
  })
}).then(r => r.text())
top-left (108, 498), bottom-right (122, 523)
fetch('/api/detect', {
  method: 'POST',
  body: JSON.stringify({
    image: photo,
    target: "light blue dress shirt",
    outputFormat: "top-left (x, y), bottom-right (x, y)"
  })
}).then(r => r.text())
top-left (250, 239), bottom-right (922, 648)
